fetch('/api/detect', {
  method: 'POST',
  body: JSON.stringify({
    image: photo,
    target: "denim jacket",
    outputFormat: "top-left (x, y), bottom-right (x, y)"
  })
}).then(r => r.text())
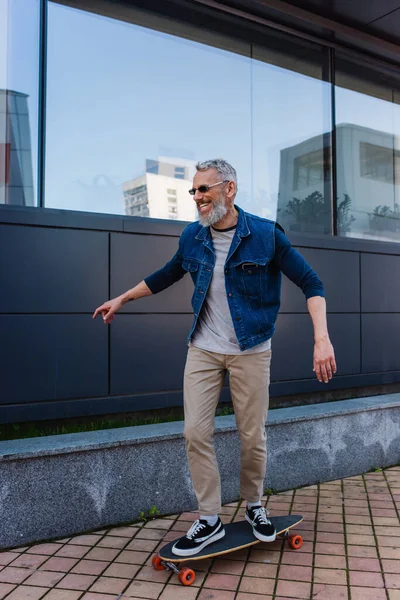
top-left (145, 206), bottom-right (324, 351)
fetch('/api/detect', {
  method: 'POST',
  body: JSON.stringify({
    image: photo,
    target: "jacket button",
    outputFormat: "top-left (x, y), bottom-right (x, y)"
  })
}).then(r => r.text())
top-left (248, 270), bottom-right (252, 274)
top-left (199, 290), bottom-right (204, 294)
top-left (225, 269), bottom-right (228, 275)
top-left (228, 293), bottom-right (232, 298)
top-left (236, 316), bottom-right (240, 321)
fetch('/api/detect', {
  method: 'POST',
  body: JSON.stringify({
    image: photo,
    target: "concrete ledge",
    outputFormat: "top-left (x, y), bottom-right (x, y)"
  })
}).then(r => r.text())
top-left (0, 394), bottom-right (399, 549)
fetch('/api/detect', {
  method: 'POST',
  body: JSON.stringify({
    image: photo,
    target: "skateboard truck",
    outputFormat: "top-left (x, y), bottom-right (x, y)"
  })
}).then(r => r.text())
top-left (152, 555), bottom-right (196, 586)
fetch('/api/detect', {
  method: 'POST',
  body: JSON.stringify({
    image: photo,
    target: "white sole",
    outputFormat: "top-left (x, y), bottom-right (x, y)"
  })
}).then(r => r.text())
top-left (171, 528), bottom-right (226, 557)
top-left (245, 513), bottom-right (276, 542)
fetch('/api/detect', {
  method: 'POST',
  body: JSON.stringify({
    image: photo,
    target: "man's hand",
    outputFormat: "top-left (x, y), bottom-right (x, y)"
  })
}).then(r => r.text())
top-left (313, 337), bottom-right (337, 383)
top-left (92, 297), bottom-right (123, 324)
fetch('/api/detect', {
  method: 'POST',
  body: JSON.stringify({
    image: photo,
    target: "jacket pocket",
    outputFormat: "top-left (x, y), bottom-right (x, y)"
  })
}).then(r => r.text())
top-left (182, 259), bottom-right (199, 273)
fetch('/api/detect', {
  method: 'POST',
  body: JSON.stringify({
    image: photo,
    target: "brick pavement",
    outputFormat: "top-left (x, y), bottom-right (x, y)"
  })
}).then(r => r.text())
top-left (0, 466), bottom-right (399, 599)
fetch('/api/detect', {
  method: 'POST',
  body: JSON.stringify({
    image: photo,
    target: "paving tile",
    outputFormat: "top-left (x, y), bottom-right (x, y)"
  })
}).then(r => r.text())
top-left (382, 560), bottom-right (400, 573)
top-left (311, 583), bottom-right (349, 599)
top-left (0, 553), bottom-right (20, 566)
top-left (203, 573), bottom-right (240, 591)
top-left (349, 570), bottom-right (384, 587)
top-left (275, 580), bottom-right (311, 598)
top-left (199, 590), bottom-right (237, 600)
top-left (248, 548), bottom-right (280, 563)
top-left (41, 591), bottom-right (82, 600)
top-left (316, 532), bottom-right (344, 544)
top-left (108, 526), bottom-right (138, 538)
top-left (135, 565), bottom-right (171, 584)
top-left (315, 543), bottom-right (346, 556)
top-left (125, 540), bottom-right (158, 553)
top-left (10, 554), bottom-right (48, 569)
top-left (84, 548), bottom-right (120, 562)
top-left (135, 529), bottom-right (165, 540)
top-left (385, 573), bottom-right (400, 589)
top-left (314, 568), bottom-right (347, 585)
top-left (26, 544), bottom-right (62, 556)
top-left (239, 575), bottom-right (275, 595)
top-left (40, 557), bottom-right (79, 572)
top-left (123, 580), bottom-right (164, 598)
top-left (0, 583), bottom-right (16, 599)
top-left (345, 524), bottom-right (373, 536)
top-left (314, 554), bottom-right (346, 569)
top-left (55, 545), bottom-right (90, 559)
top-left (71, 560), bottom-right (109, 576)
top-left (24, 570), bottom-right (65, 587)
top-left (55, 573), bottom-right (97, 591)
top-left (67, 536), bottom-right (102, 547)
top-left (388, 591), bottom-right (400, 600)
top-left (89, 576), bottom-right (130, 594)
top-left (350, 587), bottom-right (387, 600)
top-left (346, 545), bottom-right (378, 558)
top-left (211, 559), bottom-right (245, 575)
top-left (0, 567), bottom-right (33, 584)
top-left (114, 550), bottom-right (149, 565)
top-left (280, 551), bottom-right (313, 567)
top-left (4, 586), bottom-right (50, 600)
top-left (96, 536), bottom-right (129, 549)
top-left (242, 561), bottom-right (278, 578)
top-left (102, 562), bottom-right (140, 579)
top-left (278, 564), bottom-right (312, 582)
top-left (380, 547), bottom-right (400, 559)
top-left (159, 584), bottom-right (198, 599)
top-left (344, 515), bottom-right (371, 525)
top-left (348, 557), bottom-right (381, 571)
top-left (317, 522), bottom-right (344, 534)
top-left (346, 534), bottom-right (376, 546)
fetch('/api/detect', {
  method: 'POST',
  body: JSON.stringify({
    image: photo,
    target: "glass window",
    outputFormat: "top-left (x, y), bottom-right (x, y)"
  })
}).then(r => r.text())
top-left (0, 0), bottom-right (40, 206)
top-left (252, 34), bottom-right (332, 235)
top-left (335, 55), bottom-right (400, 242)
top-left (45, 1), bottom-right (252, 221)
top-left (45, 1), bottom-right (331, 227)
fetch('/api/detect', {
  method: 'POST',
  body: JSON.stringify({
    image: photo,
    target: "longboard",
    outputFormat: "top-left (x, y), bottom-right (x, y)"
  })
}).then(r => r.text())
top-left (152, 514), bottom-right (303, 586)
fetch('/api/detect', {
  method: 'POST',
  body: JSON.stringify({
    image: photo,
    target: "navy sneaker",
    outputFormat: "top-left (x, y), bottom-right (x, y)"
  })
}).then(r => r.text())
top-left (245, 505), bottom-right (276, 542)
top-left (171, 518), bottom-right (225, 557)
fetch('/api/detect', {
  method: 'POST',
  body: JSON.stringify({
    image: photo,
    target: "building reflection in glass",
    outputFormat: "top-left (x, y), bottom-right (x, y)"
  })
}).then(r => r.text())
top-left (123, 158), bottom-right (197, 222)
top-left (278, 123), bottom-right (400, 242)
top-left (0, 89), bottom-right (34, 206)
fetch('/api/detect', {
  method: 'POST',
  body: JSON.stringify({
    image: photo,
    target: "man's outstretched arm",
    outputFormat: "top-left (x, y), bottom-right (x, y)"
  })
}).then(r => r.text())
top-left (92, 280), bottom-right (153, 325)
top-left (273, 224), bottom-right (336, 383)
top-left (307, 296), bottom-right (336, 383)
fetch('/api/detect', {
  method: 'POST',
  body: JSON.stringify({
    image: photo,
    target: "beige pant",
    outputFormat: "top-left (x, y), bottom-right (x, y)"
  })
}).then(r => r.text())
top-left (183, 345), bottom-right (272, 515)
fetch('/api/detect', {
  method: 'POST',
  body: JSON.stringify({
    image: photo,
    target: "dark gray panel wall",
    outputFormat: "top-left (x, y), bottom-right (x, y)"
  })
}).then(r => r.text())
top-left (1, 214), bottom-right (400, 423)
top-left (110, 233), bottom-right (193, 313)
top-left (362, 314), bottom-right (400, 373)
top-left (0, 315), bottom-right (108, 403)
top-left (280, 247), bottom-right (360, 313)
top-left (361, 253), bottom-right (400, 313)
top-left (271, 313), bottom-right (360, 381)
top-left (0, 225), bottom-right (108, 313)
top-left (110, 314), bottom-right (192, 395)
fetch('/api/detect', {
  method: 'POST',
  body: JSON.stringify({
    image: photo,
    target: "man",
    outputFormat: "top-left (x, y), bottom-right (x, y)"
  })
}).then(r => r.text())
top-left (93, 158), bottom-right (336, 557)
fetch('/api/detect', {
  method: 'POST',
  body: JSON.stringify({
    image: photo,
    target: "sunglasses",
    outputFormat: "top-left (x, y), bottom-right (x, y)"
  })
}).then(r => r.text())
top-left (188, 180), bottom-right (229, 195)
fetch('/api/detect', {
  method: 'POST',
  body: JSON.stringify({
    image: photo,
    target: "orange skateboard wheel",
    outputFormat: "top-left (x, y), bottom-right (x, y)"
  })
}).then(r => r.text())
top-left (288, 534), bottom-right (303, 549)
top-left (178, 567), bottom-right (196, 585)
top-left (151, 554), bottom-right (165, 571)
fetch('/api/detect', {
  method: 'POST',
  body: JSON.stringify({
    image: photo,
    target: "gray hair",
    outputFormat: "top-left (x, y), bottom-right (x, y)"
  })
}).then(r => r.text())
top-left (196, 158), bottom-right (237, 188)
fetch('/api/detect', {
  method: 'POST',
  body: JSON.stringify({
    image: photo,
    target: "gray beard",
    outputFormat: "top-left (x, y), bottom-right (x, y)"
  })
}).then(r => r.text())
top-left (197, 200), bottom-right (228, 227)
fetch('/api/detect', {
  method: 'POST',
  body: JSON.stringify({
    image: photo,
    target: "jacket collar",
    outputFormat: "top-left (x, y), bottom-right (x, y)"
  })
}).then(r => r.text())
top-left (195, 205), bottom-right (251, 240)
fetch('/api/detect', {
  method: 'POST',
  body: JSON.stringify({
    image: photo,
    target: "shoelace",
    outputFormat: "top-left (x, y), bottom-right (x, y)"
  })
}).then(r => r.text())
top-left (186, 519), bottom-right (207, 539)
top-left (252, 507), bottom-right (271, 524)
